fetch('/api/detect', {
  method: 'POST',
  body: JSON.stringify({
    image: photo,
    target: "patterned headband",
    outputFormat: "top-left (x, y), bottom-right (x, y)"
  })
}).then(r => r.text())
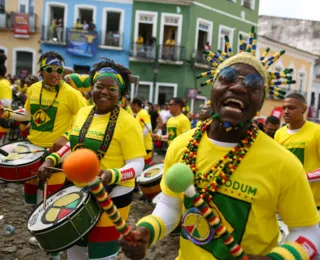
top-left (40, 56), bottom-right (64, 69)
top-left (197, 27), bottom-right (295, 99)
top-left (93, 67), bottom-right (125, 93)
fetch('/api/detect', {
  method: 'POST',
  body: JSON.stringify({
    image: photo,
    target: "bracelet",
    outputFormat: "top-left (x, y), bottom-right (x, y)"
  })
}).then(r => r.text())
top-left (137, 215), bottom-right (166, 247)
top-left (109, 168), bottom-right (121, 184)
top-left (266, 242), bottom-right (307, 260)
top-left (46, 153), bottom-right (60, 166)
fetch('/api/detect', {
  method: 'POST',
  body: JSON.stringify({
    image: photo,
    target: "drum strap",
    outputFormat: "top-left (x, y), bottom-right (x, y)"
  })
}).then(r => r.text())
top-left (76, 105), bottom-right (120, 160)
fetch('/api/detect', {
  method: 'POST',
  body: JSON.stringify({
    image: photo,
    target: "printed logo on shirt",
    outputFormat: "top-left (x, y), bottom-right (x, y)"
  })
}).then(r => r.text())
top-left (121, 168), bottom-right (135, 181)
top-left (168, 127), bottom-right (177, 141)
top-left (288, 147), bottom-right (305, 164)
top-left (30, 104), bottom-right (57, 132)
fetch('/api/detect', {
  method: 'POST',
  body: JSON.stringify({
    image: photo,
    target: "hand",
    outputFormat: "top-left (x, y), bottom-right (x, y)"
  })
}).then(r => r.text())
top-left (0, 105), bottom-right (6, 119)
top-left (99, 169), bottom-right (112, 185)
top-left (52, 136), bottom-right (68, 152)
top-left (151, 133), bottom-right (159, 140)
top-left (38, 159), bottom-right (54, 183)
top-left (118, 226), bottom-right (151, 260)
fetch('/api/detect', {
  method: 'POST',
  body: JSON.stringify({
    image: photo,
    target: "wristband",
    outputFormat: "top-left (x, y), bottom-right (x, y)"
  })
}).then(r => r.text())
top-left (137, 215), bottom-right (166, 247)
top-left (46, 152), bottom-right (60, 166)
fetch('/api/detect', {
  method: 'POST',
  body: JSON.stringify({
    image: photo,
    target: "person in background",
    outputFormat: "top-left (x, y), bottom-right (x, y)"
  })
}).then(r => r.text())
top-left (50, 19), bottom-right (57, 41)
top-left (165, 36), bottom-right (176, 60)
top-left (182, 99), bottom-right (190, 117)
top-left (82, 20), bottom-right (89, 31)
top-left (120, 96), bottom-right (133, 116)
top-left (264, 115), bottom-right (280, 138)
top-left (88, 20), bottom-right (96, 31)
top-left (196, 100), bottom-right (212, 127)
top-left (131, 98), bottom-right (153, 166)
top-left (146, 102), bottom-right (162, 133)
top-left (74, 18), bottom-right (82, 30)
top-left (189, 113), bottom-right (198, 128)
top-left (56, 18), bottom-right (63, 42)
top-left (106, 31), bottom-right (114, 46)
top-left (275, 92), bottom-right (320, 208)
top-left (152, 97), bottom-right (191, 146)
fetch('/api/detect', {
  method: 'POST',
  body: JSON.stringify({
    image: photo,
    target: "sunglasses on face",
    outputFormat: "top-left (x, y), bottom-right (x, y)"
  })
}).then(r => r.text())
top-left (43, 66), bottom-right (64, 75)
top-left (217, 67), bottom-right (265, 90)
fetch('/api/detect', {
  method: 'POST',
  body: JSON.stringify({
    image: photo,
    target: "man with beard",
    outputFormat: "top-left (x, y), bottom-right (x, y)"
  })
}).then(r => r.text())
top-left (119, 29), bottom-right (320, 260)
top-left (264, 116), bottom-right (280, 138)
top-left (275, 93), bottom-right (320, 208)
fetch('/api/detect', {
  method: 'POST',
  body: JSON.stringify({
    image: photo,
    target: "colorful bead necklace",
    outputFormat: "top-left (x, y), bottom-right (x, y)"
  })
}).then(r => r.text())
top-left (182, 117), bottom-right (258, 202)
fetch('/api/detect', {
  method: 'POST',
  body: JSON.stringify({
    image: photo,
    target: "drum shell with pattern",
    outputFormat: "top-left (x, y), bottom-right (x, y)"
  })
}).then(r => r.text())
top-left (137, 164), bottom-right (164, 201)
top-left (27, 185), bottom-right (101, 253)
top-left (0, 141), bottom-right (46, 182)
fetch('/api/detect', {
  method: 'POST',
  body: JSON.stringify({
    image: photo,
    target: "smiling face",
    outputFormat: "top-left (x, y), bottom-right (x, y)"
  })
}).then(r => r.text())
top-left (92, 77), bottom-right (120, 114)
top-left (41, 65), bottom-right (63, 86)
top-left (211, 63), bottom-right (265, 126)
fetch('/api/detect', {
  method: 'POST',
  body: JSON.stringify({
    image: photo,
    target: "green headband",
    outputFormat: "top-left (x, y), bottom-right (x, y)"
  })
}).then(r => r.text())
top-left (93, 68), bottom-right (125, 92)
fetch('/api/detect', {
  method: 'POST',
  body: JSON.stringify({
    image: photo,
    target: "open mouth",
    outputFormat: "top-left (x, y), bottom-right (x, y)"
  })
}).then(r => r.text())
top-left (222, 98), bottom-right (245, 113)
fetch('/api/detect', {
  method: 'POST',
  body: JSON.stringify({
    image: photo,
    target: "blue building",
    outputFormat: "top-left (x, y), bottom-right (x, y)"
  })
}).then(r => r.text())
top-left (40, 0), bottom-right (133, 73)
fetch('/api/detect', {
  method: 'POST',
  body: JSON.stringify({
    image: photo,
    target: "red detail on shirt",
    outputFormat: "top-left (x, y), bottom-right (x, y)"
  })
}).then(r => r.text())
top-left (295, 236), bottom-right (317, 259)
top-left (121, 168), bottom-right (135, 181)
top-left (307, 168), bottom-right (320, 183)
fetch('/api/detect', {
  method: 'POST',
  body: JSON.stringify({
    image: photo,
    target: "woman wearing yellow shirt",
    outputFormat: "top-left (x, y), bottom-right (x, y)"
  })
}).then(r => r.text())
top-left (38, 58), bottom-right (146, 260)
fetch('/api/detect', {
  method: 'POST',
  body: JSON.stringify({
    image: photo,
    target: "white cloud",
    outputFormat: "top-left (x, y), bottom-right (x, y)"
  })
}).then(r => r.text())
top-left (259, 0), bottom-right (320, 21)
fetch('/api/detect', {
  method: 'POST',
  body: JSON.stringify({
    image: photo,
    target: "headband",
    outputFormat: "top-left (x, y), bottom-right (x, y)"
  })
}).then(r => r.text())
top-left (197, 27), bottom-right (295, 99)
top-left (93, 67), bottom-right (125, 93)
top-left (40, 56), bottom-right (64, 69)
top-left (66, 73), bottom-right (92, 93)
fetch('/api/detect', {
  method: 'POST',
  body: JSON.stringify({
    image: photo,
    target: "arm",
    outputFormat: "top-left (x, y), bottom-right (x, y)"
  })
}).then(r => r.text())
top-left (143, 124), bottom-right (152, 137)
top-left (1, 108), bottom-right (31, 121)
top-left (0, 99), bottom-right (11, 108)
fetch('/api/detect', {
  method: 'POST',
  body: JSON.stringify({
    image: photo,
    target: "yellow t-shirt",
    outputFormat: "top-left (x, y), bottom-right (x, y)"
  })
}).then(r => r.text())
top-left (160, 129), bottom-right (319, 259)
top-left (165, 39), bottom-right (175, 46)
top-left (275, 121), bottom-right (320, 206)
top-left (24, 81), bottom-right (88, 148)
top-left (135, 109), bottom-right (153, 150)
top-left (167, 113), bottom-right (191, 145)
top-left (69, 106), bottom-right (146, 187)
top-left (136, 36), bottom-right (144, 45)
top-left (0, 78), bottom-right (12, 107)
top-left (125, 105), bottom-right (134, 116)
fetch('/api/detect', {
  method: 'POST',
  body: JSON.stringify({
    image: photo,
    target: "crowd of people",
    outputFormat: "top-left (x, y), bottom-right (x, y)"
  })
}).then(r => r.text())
top-left (0, 25), bottom-right (320, 260)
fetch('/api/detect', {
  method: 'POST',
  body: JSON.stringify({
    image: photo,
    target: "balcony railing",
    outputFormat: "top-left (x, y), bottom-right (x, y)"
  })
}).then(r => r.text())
top-left (194, 49), bottom-right (208, 65)
top-left (159, 45), bottom-right (185, 62)
top-left (9, 12), bottom-right (38, 33)
top-left (130, 43), bottom-right (156, 60)
top-left (101, 32), bottom-right (123, 48)
top-left (41, 25), bottom-right (67, 43)
top-left (0, 13), bottom-right (8, 29)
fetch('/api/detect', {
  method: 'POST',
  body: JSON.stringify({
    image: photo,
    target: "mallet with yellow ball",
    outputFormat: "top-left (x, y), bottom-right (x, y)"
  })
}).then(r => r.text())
top-left (62, 148), bottom-right (136, 242)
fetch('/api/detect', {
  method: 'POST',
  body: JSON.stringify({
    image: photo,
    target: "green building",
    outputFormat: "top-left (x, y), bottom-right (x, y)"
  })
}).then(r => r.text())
top-left (129, 0), bottom-right (260, 112)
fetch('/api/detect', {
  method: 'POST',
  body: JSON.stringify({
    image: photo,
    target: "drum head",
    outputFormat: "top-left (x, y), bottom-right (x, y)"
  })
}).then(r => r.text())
top-left (0, 141), bottom-right (45, 166)
top-left (138, 164), bottom-right (164, 184)
top-left (28, 186), bottom-right (89, 232)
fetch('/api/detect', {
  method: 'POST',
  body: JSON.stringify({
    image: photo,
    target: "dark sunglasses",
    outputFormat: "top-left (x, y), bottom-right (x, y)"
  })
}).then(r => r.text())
top-left (217, 67), bottom-right (265, 90)
top-left (43, 66), bottom-right (64, 75)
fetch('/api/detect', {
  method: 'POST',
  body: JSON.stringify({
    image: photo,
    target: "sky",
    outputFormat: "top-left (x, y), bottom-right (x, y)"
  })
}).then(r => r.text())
top-left (259, 0), bottom-right (320, 21)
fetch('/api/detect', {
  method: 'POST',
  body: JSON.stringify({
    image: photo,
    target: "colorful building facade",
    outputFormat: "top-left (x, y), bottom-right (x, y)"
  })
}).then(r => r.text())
top-left (130, 0), bottom-right (260, 112)
top-left (0, 0), bottom-right (42, 76)
top-left (40, 0), bottom-right (133, 73)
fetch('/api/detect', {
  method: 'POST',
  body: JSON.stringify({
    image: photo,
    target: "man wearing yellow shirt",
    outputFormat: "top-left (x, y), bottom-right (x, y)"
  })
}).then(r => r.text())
top-left (131, 98), bottom-right (153, 165)
top-left (275, 93), bottom-right (320, 207)
top-left (0, 54), bottom-right (12, 140)
top-left (152, 97), bottom-right (191, 146)
top-left (120, 30), bottom-right (320, 260)
top-left (0, 51), bottom-right (87, 205)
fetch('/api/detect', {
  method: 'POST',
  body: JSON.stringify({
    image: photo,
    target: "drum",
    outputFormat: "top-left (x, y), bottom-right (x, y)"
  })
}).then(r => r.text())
top-left (28, 185), bottom-right (101, 253)
top-left (137, 164), bottom-right (164, 201)
top-left (0, 141), bottom-right (46, 182)
top-left (277, 214), bottom-right (289, 245)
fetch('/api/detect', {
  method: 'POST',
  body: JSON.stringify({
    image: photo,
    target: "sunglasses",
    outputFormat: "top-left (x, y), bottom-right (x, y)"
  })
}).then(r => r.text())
top-left (43, 66), bottom-right (64, 75)
top-left (217, 67), bottom-right (265, 90)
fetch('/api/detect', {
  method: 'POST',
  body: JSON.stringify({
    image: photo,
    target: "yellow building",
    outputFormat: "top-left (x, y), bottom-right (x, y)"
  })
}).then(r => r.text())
top-left (0, 0), bottom-right (43, 76)
top-left (257, 36), bottom-right (318, 117)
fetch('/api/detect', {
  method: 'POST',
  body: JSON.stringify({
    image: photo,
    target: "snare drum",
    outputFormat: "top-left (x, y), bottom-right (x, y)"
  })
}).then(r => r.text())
top-left (0, 141), bottom-right (46, 182)
top-left (28, 185), bottom-right (101, 253)
top-left (137, 164), bottom-right (164, 201)
top-left (277, 214), bottom-right (289, 245)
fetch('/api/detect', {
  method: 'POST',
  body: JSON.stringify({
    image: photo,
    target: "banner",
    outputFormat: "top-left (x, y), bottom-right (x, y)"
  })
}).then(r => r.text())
top-left (13, 13), bottom-right (29, 38)
top-left (271, 106), bottom-right (283, 119)
top-left (66, 29), bottom-right (98, 58)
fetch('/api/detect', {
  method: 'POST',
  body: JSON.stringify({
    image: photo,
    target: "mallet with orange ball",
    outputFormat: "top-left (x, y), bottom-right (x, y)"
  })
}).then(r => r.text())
top-left (62, 148), bottom-right (136, 242)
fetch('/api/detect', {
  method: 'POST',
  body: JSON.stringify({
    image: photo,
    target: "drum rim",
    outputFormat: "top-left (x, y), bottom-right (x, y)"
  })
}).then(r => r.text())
top-left (27, 185), bottom-right (93, 232)
top-left (0, 141), bottom-right (45, 166)
top-left (138, 164), bottom-right (164, 183)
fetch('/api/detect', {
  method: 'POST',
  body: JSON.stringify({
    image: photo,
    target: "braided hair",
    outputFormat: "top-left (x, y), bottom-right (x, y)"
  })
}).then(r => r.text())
top-left (90, 58), bottom-right (131, 97)
top-left (38, 51), bottom-right (65, 72)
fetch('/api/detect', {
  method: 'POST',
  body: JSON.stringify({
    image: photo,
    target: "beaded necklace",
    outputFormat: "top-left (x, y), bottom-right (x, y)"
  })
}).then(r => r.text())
top-left (182, 118), bottom-right (258, 203)
top-left (39, 82), bottom-right (60, 111)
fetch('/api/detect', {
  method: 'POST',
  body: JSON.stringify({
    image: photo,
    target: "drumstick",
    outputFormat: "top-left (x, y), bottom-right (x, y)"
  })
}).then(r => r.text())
top-left (43, 166), bottom-right (63, 172)
top-left (43, 181), bottom-right (48, 210)
top-left (13, 149), bottom-right (48, 154)
top-left (140, 119), bottom-right (153, 134)
top-left (4, 108), bottom-right (25, 116)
